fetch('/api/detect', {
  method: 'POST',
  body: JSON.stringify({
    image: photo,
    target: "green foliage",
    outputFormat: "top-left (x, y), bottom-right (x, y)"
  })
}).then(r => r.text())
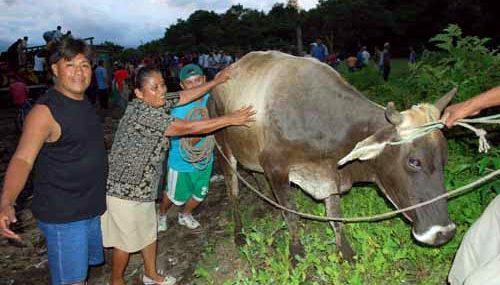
top-left (405, 24), bottom-right (500, 104)
top-left (340, 25), bottom-right (499, 111)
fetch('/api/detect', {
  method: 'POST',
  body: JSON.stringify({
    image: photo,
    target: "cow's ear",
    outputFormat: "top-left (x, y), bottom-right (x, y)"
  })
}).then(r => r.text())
top-left (338, 127), bottom-right (397, 166)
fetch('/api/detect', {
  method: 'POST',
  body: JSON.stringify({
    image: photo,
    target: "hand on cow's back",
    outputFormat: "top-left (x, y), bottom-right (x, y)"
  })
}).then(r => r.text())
top-left (215, 65), bottom-right (233, 84)
top-left (226, 105), bottom-right (256, 127)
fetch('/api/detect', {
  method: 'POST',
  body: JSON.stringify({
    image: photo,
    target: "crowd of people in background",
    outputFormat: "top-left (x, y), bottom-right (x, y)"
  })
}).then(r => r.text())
top-left (3, 27), bottom-right (424, 111)
top-left (1, 28), bottom-right (426, 136)
top-left (308, 39), bottom-right (419, 82)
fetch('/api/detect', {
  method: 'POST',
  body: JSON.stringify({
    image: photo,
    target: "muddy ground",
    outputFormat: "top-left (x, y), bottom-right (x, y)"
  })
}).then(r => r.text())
top-left (0, 104), bottom-right (267, 285)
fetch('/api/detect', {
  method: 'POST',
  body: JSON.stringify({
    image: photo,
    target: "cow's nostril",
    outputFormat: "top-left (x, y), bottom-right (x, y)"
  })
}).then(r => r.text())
top-left (412, 224), bottom-right (456, 246)
top-left (434, 226), bottom-right (456, 246)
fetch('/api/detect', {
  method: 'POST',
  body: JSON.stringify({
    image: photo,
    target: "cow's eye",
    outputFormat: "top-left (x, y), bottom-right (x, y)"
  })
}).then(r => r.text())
top-left (408, 158), bottom-right (422, 169)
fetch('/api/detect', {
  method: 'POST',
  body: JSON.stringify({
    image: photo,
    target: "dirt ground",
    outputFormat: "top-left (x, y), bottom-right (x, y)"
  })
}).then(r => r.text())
top-left (0, 104), bottom-right (259, 285)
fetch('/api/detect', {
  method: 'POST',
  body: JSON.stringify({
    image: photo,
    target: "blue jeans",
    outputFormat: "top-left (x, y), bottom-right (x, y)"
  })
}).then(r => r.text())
top-left (38, 216), bottom-right (104, 285)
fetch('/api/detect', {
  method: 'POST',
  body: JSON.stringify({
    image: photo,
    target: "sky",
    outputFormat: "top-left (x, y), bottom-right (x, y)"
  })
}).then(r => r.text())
top-left (0, 0), bottom-right (319, 51)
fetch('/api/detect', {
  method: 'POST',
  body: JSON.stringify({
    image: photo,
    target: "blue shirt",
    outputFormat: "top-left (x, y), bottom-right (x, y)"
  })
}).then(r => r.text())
top-left (311, 44), bottom-right (328, 62)
top-left (95, 66), bottom-right (107, 90)
top-left (167, 93), bottom-right (213, 172)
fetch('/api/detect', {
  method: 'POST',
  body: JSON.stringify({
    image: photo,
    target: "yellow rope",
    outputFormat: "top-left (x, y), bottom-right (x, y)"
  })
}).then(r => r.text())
top-left (180, 107), bottom-right (215, 170)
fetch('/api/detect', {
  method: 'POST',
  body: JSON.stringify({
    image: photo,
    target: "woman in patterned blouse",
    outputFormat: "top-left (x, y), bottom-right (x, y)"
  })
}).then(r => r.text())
top-left (101, 65), bottom-right (255, 285)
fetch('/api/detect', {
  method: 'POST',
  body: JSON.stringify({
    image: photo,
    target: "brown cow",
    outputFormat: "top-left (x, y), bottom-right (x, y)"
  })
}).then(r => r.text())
top-left (210, 51), bottom-right (456, 261)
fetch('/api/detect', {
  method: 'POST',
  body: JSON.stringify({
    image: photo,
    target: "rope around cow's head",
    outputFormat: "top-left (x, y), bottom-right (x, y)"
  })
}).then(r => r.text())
top-left (338, 110), bottom-right (498, 166)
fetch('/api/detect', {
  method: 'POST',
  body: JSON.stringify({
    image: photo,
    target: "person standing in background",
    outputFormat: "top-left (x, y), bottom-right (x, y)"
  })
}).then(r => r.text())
top-left (95, 60), bottom-right (109, 109)
top-left (311, 37), bottom-right (329, 62)
top-left (382, 42), bottom-right (391, 81)
top-left (409, 46), bottom-right (417, 64)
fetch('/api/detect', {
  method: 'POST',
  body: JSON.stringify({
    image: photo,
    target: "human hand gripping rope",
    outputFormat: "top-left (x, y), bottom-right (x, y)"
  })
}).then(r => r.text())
top-left (388, 114), bottom-right (500, 153)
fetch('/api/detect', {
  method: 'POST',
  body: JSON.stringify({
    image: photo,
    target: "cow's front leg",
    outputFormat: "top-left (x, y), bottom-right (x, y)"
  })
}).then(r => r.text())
top-left (325, 194), bottom-right (356, 261)
top-left (272, 181), bottom-right (304, 265)
top-left (260, 154), bottom-right (304, 265)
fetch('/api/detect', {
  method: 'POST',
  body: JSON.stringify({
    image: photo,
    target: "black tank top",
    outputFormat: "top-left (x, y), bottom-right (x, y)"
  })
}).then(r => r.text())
top-left (32, 88), bottom-right (107, 223)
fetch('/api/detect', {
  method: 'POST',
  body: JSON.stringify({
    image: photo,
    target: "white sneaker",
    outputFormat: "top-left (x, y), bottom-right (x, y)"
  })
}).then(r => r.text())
top-left (142, 274), bottom-right (176, 285)
top-left (158, 215), bottom-right (167, 232)
top-left (178, 213), bottom-right (200, 229)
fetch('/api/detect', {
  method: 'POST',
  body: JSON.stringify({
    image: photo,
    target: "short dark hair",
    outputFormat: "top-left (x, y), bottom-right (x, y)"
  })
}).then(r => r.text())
top-left (49, 38), bottom-right (92, 65)
top-left (135, 65), bottom-right (160, 90)
top-left (57, 26), bottom-right (62, 30)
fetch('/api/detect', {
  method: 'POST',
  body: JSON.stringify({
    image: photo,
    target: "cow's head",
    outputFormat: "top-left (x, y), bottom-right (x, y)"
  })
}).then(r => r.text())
top-left (339, 88), bottom-right (457, 246)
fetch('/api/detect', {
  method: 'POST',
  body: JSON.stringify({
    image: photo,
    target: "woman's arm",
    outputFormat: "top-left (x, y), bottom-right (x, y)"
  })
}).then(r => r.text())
top-left (164, 106), bottom-right (255, 137)
top-left (176, 66), bottom-right (231, 106)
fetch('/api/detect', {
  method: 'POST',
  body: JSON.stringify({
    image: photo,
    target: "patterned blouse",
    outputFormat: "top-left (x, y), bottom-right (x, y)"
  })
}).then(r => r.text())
top-left (107, 94), bottom-right (179, 202)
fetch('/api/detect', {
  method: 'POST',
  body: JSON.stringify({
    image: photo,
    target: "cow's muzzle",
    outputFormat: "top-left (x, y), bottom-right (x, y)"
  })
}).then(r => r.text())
top-left (412, 223), bottom-right (456, 246)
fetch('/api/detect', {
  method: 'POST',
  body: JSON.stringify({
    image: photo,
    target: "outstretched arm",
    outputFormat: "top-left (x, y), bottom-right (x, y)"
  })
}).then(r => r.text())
top-left (442, 86), bottom-right (500, 127)
top-left (0, 105), bottom-right (53, 241)
top-left (176, 66), bottom-right (232, 106)
top-left (164, 106), bottom-right (255, 137)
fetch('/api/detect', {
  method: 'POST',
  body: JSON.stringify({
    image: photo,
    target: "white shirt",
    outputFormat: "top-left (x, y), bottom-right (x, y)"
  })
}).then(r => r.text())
top-left (362, 50), bottom-right (370, 63)
top-left (222, 55), bottom-right (233, 65)
top-left (214, 53), bottom-right (222, 64)
top-left (34, 55), bottom-right (46, 72)
top-left (198, 54), bottom-right (209, 68)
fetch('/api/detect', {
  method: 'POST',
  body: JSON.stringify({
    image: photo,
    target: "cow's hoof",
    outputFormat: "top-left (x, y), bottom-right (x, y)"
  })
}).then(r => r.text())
top-left (338, 242), bottom-right (356, 262)
top-left (234, 232), bottom-right (246, 247)
top-left (290, 242), bottom-right (305, 266)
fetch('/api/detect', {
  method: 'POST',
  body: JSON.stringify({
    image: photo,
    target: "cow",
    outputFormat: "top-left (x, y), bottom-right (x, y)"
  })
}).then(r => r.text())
top-left (209, 51), bottom-right (456, 262)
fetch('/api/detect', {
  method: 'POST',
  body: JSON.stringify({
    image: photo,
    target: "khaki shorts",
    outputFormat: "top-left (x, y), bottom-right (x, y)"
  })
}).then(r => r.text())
top-left (101, 196), bottom-right (157, 253)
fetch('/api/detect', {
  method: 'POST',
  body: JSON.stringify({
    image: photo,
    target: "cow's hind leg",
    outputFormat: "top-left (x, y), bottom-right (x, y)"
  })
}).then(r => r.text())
top-left (215, 136), bottom-right (245, 246)
top-left (259, 153), bottom-right (305, 265)
top-left (325, 194), bottom-right (355, 261)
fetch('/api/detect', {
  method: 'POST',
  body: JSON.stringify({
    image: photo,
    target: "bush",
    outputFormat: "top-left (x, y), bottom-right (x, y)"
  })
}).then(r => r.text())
top-left (405, 24), bottom-right (500, 104)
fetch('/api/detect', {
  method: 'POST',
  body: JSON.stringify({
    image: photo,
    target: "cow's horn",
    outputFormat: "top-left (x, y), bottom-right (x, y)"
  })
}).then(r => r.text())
top-left (435, 87), bottom-right (458, 113)
top-left (385, 102), bottom-right (402, 126)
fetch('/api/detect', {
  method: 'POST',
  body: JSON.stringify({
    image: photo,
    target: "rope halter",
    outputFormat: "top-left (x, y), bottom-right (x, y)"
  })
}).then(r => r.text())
top-left (339, 103), bottom-right (496, 166)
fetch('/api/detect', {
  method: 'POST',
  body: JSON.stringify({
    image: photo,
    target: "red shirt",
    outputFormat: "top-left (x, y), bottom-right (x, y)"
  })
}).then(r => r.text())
top-left (113, 69), bottom-right (129, 92)
top-left (9, 81), bottom-right (28, 106)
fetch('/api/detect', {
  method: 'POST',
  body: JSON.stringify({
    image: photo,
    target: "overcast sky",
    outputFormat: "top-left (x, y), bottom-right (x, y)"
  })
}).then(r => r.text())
top-left (0, 0), bottom-right (319, 51)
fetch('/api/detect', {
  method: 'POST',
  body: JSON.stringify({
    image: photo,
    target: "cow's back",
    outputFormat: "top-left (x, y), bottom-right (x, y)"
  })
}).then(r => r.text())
top-left (211, 51), bottom-right (378, 171)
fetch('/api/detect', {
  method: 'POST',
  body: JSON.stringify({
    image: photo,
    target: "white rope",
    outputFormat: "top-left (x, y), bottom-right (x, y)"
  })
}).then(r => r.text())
top-left (455, 122), bottom-right (490, 153)
top-left (388, 114), bottom-right (500, 153)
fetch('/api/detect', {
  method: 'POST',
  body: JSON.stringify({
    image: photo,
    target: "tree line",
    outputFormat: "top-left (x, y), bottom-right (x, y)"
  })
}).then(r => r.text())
top-left (121, 0), bottom-right (498, 59)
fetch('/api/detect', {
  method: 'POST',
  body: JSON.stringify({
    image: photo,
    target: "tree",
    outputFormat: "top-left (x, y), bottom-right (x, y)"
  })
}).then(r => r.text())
top-left (100, 41), bottom-right (124, 53)
top-left (287, 0), bottom-right (304, 55)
